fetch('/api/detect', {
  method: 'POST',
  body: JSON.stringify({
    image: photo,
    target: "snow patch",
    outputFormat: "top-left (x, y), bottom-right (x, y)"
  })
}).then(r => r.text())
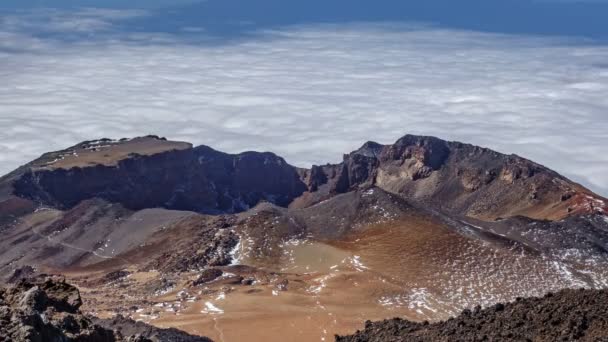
top-left (308, 274), bottom-right (337, 295)
top-left (407, 288), bottom-right (438, 315)
top-left (202, 302), bottom-right (224, 315)
top-left (229, 238), bottom-right (242, 265)
top-left (349, 255), bottom-right (369, 272)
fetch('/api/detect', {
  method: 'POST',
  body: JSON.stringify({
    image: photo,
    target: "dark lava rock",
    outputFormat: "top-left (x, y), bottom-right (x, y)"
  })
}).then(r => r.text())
top-left (336, 288), bottom-right (608, 342)
top-left (143, 277), bottom-right (176, 296)
top-left (0, 278), bottom-right (213, 342)
top-left (275, 279), bottom-right (289, 292)
top-left (6, 265), bottom-right (36, 284)
top-left (145, 224), bottom-right (239, 273)
top-left (92, 315), bottom-right (212, 342)
top-left (101, 270), bottom-right (131, 284)
top-left (193, 269), bottom-right (223, 286)
top-left (240, 278), bottom-right (255, 286)
top-left (215, 276), bottom-right (244, 286)
top-left (0, 277), bottom-right (116, 341)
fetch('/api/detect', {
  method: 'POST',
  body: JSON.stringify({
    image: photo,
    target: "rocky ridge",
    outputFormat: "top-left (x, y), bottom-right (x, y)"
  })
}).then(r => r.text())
top-left (4, 134), bottom-right (605, 223)
top-left (302, 135), bottom-right (607, 220)
top-left (336, 288), bottom-right (608, 342)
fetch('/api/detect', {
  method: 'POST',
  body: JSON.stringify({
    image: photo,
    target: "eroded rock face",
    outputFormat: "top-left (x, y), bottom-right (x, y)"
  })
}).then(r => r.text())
top-left (333, 153), bottom-right (379, 193)
top-left (307, 135), bottom-right (607, 220)
top-left (11, 137), bottom-right (307, 214)
top-left (379, 135), bottom-right (451, 180)
top-left (335, 289), bottom-right (608, 342)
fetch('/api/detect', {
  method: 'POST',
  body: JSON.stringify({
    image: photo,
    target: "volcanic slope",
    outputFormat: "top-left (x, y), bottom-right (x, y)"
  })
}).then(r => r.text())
top-left (1, 134), bottom-right (607, 341)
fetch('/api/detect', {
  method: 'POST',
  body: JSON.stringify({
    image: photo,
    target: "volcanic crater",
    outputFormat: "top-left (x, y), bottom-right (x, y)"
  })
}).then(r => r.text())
top-left (1, 134), bottom-right (607, 341)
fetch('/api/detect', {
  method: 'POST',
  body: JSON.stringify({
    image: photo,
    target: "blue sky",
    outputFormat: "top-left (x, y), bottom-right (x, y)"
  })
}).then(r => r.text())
top-left (1, 1), bottom-right (608, 196)
top-left (3, 0), bottom-right (608, 40)
top-left (0, 0), bottom-right (198, 9)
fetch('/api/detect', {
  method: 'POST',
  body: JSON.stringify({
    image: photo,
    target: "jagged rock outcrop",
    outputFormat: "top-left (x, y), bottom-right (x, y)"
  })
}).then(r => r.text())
top-left (336, 288), bottom-right (608, 342)
top-left (0, 277), bottom-right (123, 341)
top-left (380, 135), bottom-right (451, 180)
top-left (333, 152), bottom-right (379, 193)
top-left (0, 277), bottom-right (212, 342)
top-left (144, 227), bottom-right (238, 273)
top-left (308, 134), bottom-right (606, 220)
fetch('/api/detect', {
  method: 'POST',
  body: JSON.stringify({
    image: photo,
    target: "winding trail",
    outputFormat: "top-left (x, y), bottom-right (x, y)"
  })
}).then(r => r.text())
top-left (31, 225), bottom-right (131, 264)
top-left (212, 317), bottom-right (226, 342)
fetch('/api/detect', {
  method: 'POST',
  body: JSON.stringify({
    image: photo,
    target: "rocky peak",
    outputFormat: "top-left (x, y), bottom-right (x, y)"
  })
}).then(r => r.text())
top-left (378, 134), bottom-right (451, 180)
top-left (307, 134), bottom-right (606, 220)
top-left (352, 141), bottom-right (385, 158)
top-left (381, 135), bottom-right (450, 167)
top-left (330, 135), bottom-right (453, 194)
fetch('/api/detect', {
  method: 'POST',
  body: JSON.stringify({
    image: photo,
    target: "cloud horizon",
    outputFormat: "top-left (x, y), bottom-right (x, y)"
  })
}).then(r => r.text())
top-left (1, 9), bottom-right (607, 196)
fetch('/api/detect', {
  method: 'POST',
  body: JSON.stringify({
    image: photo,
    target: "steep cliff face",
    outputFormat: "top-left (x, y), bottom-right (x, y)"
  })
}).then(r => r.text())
top-left (10, 137), bottom-right (307, 214)
top-left (192, 146), bottom-right (308, 210)
top-left (314, 135), bottom-right (606, 221)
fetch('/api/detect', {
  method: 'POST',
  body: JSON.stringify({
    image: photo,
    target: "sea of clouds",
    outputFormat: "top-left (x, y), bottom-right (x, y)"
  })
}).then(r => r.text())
top-left (0, 9), bottom-right (607, 195)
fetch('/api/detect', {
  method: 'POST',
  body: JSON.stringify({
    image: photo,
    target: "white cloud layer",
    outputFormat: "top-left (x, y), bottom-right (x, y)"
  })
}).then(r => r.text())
top-left (0, 12), bottom-right (607, 196)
